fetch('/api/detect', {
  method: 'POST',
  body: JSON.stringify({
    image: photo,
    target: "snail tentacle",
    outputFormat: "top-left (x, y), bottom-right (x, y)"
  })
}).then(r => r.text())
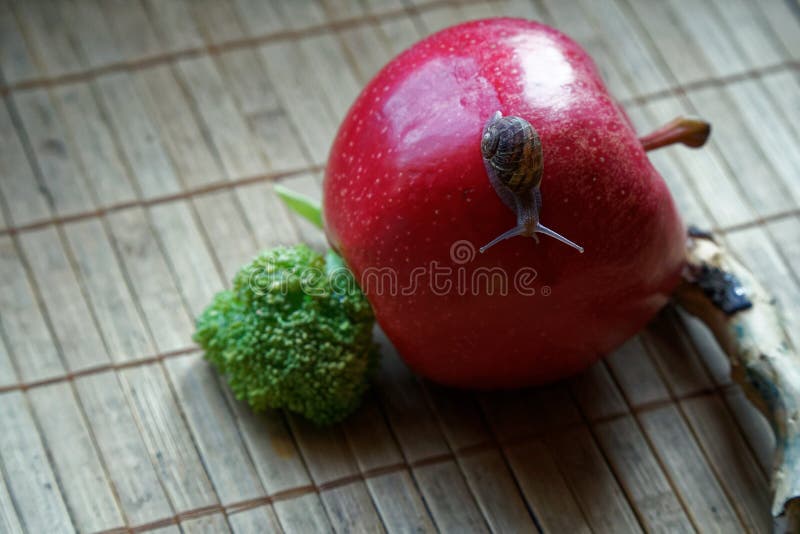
top-left (479, 226), bottom-right (527, 253)
top-left (535, 224), bottom-right (584, 253)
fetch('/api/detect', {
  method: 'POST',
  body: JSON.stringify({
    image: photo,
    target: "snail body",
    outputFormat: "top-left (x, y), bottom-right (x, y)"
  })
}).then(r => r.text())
top-left (480, 111), bottom-right (584, 254)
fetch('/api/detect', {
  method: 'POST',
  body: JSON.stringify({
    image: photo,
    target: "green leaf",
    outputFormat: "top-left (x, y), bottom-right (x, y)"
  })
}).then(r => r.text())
top-left (274, 184), bottom-right (323, 230)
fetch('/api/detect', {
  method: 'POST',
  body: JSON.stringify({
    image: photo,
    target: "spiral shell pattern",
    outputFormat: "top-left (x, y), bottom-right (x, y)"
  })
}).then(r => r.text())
top-left (481, 114), bottom-right (543, 194)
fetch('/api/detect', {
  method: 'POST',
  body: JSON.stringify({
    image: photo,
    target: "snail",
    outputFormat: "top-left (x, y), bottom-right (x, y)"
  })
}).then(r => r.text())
top-left (480, 111), bottom-right (584, 254)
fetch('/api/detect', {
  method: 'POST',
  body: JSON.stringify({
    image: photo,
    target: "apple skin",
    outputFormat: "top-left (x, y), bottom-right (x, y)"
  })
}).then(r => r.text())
top-left (323, 18), bottom-right (685, 388)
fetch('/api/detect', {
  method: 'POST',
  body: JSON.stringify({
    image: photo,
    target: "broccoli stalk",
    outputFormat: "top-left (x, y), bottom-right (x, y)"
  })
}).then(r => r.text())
top-left (193, 188), bottom-right (378, 425)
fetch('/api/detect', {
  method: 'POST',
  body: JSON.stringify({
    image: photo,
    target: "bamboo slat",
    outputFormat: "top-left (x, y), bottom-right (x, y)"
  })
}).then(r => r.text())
top-left (504, 438), bottom-right (591, 533)
top-left (639, 405), bottom-right (742, 531)
top-left (258, 41), bottom-right (340, 165)
top-left (217, 49), bottom-right (312, 174)
top-left (96, 0), bottom-right (162, 63)
top-left (0, 472), bottom-right (22, 534)
top-left (290, 416), bottom-right (390, 532)
top-left (163, 355), bottom-right (267, 507)
top-left (64, 0), bottom-right (123, 69)
top-left (630, 98), bottom-right (746, 230)
top-left (0, 103), bottom-right (51, 227)
top-left (106, 208), bottom-right (195, 352)
top-left (148, 201), bottom-right (225, 317)
top-left (218, 386), bottom-right (334, 532)
top-left (569, 361), bottom-right (628, 421)
top-left (0, 392), bottom-right (73, 533)
top-left (425, 387), bottom-right (537, 532)
top-left (18, 228), bottom-right (110, 372)
top-left (54, 83), bottom-right (136, 206)
top-left (756, 0), bottom-right (800, 61)
top-left (193, 189), bottom-right (262, 280)
top-left (227, 505), bottom-right (282, 534)
top-left (340, 25), bottom-right (394, 83)
top-left (681, 395), bottom-right (772, 532)
top-left (180, 513), bottom-right (231, 534)
top-left (343, 401), bottom-right (436, 532)
top-left (543, 0), bottom-right (632, 102)
top-left (74, 371), bottom-right (175, 526)
top-left (118, 364), bottom-right (219, 513)
top-left (0, 1), bottom-right (39, 85)
top-left (688, 87), bottom-right (794, 217)
top-left (0, 236), bottom-right (66, 382)
top-left (678, 310), bottom-right (732, 387)
top-left (594, 415), bottom-right (694, 533)
top-left (0, 327), bottom-right (16, 389)
top-left (14, 89), bottom-right (94, 218)
top-left (761, 72), bottom-right (800, 142)
top-left (644, 309), bottom-right (714, 398)
top-left (62, 219), bottom-right (156, 363)
top-left (178, 57), bottom-right (270, 180)
top-left (95, 73), bottom-right (184, 199)
top-left (722, 387), bottom-right (774, 476)
top-left (300, 34), bottom-right (363, 124)
top-left (13, 0), bottom-right (84, 79)
top-left (190, 0), bottom-right (243, 45)
top-left (727, 226), bottom-right (800, 349)
top-left (546, 427), bottom-right (643, 533)
top-left (577, 0), bottom-right (670, 97)
top-left (375, 336), bottom-right (488, 531)
top-left (144, 0), bottom-right (205, 54)
top-left (378, 16), bottom-right (424, 55)
top-left (27, 383), bottom-right (124, 532)
top-left (710, 0), bottom-right (784, 68)
top-left (606, 336), bottom-right (672, 407)
top-left (135, 65), bottom-right (226, 189)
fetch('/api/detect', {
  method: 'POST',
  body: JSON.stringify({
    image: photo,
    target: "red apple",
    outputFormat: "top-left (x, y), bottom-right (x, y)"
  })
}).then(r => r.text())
top-left (323, 18), bottom-right (687, 388)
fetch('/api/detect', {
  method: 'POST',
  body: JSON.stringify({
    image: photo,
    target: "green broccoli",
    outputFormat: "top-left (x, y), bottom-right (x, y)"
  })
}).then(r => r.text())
top-left (194, 188), bottom-right (379, 425)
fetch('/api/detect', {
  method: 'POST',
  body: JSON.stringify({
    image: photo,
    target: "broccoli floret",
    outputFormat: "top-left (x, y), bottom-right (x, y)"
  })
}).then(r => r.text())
top-left (194, 245), bottom-right (379, 426)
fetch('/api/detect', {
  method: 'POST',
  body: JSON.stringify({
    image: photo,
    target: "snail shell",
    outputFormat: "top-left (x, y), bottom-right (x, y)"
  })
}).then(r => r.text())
top-left (481, 112), bottom-right (543, 195)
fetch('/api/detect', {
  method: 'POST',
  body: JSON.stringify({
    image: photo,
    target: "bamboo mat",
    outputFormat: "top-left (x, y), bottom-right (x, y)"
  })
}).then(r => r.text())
top-left (0, 0), bottom-right (798, 532)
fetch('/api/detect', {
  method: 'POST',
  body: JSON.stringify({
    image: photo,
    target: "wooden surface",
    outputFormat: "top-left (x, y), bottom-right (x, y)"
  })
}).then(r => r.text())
top-left (0, 0), bottom-right (798, 532)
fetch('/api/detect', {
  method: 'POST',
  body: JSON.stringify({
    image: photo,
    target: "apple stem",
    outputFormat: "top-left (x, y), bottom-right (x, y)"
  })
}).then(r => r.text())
top-left (639, 116), bottom-right (711, 152)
